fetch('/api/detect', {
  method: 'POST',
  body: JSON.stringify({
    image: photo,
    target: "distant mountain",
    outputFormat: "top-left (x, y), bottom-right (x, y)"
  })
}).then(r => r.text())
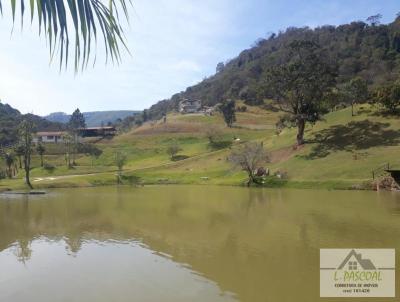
top-left (0, 102), bottom-right (65, 146)
top-left (44, 110), bottom-right (140, 127)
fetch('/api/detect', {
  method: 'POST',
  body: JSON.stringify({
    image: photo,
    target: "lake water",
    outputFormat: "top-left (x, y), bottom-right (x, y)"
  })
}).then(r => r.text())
top-left (0, 186), bottom-right (399, 302)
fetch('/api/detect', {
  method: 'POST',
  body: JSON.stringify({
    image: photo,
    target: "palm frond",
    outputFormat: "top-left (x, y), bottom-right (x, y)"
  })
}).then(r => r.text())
top-left (1, 0), bottom-right (130, 71)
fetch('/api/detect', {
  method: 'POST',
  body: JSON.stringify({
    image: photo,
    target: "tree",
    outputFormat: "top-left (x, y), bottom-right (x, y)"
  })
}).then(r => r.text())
top-left (14, 144), bottom-right (25, 169)
top-left (0, 0), bottom-right (130, 70)
top-left (62, 133), bottom-right (73, 168)
top-left (142, 110), bottom-right (149, 122)
top-left (367, 14), bottom-right (382, 26)
top-left (166, 143), bottom-right (182, 160)
top-left (374, 82), bottom-right (400, 113)
top-left (216, 62), bottom-right (225, 73)
top-left (36, 143), bottom-right (46, 167)
top-left (18, 119), bottom-right (34, 189)
top-left (3, 152), bottom-right (15, 178)
top-left (219, 99), bottom-right (236, 127)
top-left (68, 108), bottom-right (86, 165)
top-left (343, 77), bottom-right (369, 116)
top-left (114, 151), bottom-right (127, 184)
top-left (265, 40), bottom-right (336, 145)
top-left (69, 108), bottom-right (86, 130)
top-left (79, 143), bottom-right (103, 166)
top-left (228, 142), bottom-right (269, 186)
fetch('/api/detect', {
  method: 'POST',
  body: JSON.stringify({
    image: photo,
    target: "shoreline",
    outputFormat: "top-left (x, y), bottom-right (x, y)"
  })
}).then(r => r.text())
top-left (0, 177), bottom-right (388, 193)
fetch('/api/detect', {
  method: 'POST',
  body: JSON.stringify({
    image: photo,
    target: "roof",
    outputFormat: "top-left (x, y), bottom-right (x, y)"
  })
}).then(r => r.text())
top-left (78, 127), bottom-right (116, 130)
top-left (180, 99), bottom-right (201, 104)
top-left (36, 131), bottom-right (66, 136)
top-left (338, 250), bottom-right (376, 270)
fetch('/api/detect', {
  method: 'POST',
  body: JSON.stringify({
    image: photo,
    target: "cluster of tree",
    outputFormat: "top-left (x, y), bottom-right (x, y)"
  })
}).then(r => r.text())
top-left (146, 14), bottom-right (400, 119)
top-left (0, 101), bottom-right (65, 147)
top-left (373, 81), bottom-right (400, 113)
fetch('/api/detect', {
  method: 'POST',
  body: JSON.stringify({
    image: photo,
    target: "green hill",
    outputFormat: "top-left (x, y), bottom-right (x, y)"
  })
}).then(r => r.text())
top-left (147, 15), bottom-right (400, 119)
top-left (0, 101), bottom-right (64, 146)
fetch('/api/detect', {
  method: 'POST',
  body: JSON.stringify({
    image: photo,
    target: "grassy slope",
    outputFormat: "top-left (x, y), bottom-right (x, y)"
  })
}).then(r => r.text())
top-left (1, 103), bottom-right (399, 191)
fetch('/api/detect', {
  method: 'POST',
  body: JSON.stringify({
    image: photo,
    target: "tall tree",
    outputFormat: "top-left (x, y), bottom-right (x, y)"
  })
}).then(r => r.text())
top-left (18, 119), bottom-right (34, 189)
top-left (14, 144), bottom-right (24, 169)
top-left (36, 143), bottom-right (46, 167)
top-left (3, 152), bottom-right (15, 178)
top-left (216, 62), bottom-right (225, 73)
top-left (219, 99), bottom-right (236, 128)
top-left (343, 77), bottom-right (369, 116)
top-left (68, 108), bottom-right (86, 130)
top-left (366, 14), bottom-right (382, 26)
top-left (266, 40), bottom-right (336, 145)
top-left (114, 151), bottom-right (127, 184)
top-left (68, 108), bottom-right (86, 165)
top-left (62, 133), bottom-right (73, 168)
top-left (0, 0), bottom-right (130, 70)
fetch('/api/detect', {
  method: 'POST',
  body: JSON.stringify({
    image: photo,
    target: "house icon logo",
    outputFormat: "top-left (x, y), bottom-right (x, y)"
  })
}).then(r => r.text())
top-left (320, 249), bottom-right (395, 297)
top-left (337, 249), bottom-right (376, 270)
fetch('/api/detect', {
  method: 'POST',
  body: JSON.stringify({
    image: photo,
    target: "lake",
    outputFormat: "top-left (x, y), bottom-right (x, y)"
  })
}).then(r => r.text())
top-left (0, 186), bottom-right (399, 301)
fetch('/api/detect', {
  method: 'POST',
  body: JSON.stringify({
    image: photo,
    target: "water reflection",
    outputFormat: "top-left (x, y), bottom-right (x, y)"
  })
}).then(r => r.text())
top-left (0, 186), bottom-right (400, 302)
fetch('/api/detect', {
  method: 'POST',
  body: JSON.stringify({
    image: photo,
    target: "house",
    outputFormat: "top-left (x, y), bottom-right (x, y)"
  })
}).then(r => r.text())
top-left (34, 131), bottom-right (66, 144)
top-left (338, 249), bottom-right (376, 270)
top-left (78, 126), bottom-right (117, 137)
top-left (179, 99), bottom-right (202, 114)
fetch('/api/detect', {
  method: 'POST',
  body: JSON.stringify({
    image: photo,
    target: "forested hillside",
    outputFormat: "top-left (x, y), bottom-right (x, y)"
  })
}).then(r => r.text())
top-left (147, 14), bottom-right (400, 119)
top-left (0, 102), bottom-right (64, 146)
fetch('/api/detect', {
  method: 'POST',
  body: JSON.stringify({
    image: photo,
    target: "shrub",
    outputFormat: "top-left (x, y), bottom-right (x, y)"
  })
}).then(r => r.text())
top-left (43, 163), bottom-right (56, 173)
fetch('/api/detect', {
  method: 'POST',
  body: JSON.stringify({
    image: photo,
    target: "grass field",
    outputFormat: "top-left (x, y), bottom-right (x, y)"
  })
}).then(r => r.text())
top-left (1, 103), bottom-right (399, 191)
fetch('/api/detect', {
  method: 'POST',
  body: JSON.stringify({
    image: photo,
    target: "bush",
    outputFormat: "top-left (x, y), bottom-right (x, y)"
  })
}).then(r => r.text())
top-left (206, 127), bottom-right (232, 150)
top-left (120, 175), bottom-right (142, 185)
top-left (43, 163), bottom-right (56, 173)
top-left (237, 105), bottom-right (247, 112)
top-left (373, 82), bottom-right (400, 113)
top-left (171, 155), bottom-right (189, 161)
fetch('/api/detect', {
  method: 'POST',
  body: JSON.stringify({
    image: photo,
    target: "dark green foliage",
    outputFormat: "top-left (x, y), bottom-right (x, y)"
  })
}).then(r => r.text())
top-left (0, 101), bottom-right (63, 147)
top-left (77, 143), bottom-right (103, 166)
top-left (219, 100), bottom-right (236, 127)
top-left (265, 40), bottom-right (336, 145)
top-left (147, 16), bottom-right (400, 119)
top-left (36, 143), bottom-right (46, 167)
top-left (18, 119), bottom-right (34, 189)
top-left (120, 175), bottom-right (142, 185)
top-left (3, 152), bottom-right (15, 178)
top-left (373, 81), bottom-right (400, 113)
top-left (342, 77), bottom-right (369, 116)
top-left (68, 109), bottom-right (86, 130)
top-left (43, 163), bottom-right (56, 173)
top-left (171, 155), bottom-right (189, 161)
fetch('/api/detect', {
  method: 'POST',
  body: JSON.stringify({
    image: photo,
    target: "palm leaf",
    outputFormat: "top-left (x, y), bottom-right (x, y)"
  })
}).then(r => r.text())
top-left (0, 0), bottom-right (130, 71)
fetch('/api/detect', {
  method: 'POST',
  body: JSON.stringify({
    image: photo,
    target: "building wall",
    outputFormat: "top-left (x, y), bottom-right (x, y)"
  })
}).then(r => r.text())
top-left (34, 136), bottom-right (64, 143)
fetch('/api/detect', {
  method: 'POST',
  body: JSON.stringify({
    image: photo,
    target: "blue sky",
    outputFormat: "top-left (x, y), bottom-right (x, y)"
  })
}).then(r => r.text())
top-left (0, 0), bottom-right (398, 115)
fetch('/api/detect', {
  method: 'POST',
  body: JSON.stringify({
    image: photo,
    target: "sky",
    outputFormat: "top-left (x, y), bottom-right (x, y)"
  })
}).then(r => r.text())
top-left (0, 0), bottom-right (399, 116)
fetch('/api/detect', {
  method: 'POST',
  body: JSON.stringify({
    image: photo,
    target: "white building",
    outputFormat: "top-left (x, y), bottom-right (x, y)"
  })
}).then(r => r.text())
top-left (34, 131), bottom-right (66, 143)
top-left (179, 99), bottom-right (202, 114)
